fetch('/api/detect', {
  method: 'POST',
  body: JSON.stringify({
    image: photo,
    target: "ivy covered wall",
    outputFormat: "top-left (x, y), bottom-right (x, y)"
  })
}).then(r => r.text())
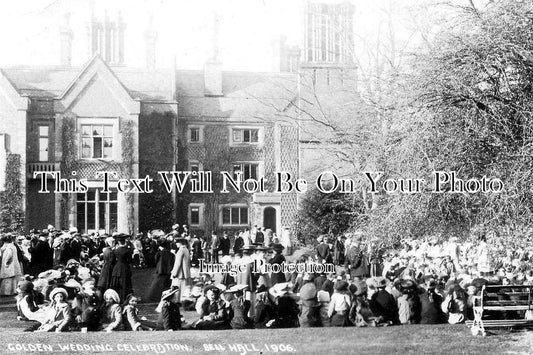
top-left (0, 154), bottom-right (24, 232)
top-left (138, 111), bottom-right (176, 232)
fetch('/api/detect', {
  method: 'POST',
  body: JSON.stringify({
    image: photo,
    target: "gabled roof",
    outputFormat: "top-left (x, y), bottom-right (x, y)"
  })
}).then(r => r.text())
top-left (0, 69), bottom-right (29, 110)
top-left (1, 58), bottom-right (298, 121)
top-left (56, 54), bottom-right (139, 113)
top-left (2, 59), bottom-right (175, 102)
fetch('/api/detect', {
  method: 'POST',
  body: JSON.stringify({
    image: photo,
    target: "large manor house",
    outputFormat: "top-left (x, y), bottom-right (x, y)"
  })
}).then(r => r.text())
top-left (0, 1), bottom-right (357, 236)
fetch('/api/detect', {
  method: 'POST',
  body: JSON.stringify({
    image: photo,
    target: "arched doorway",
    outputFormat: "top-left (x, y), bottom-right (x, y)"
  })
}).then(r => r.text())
top-left (263, 207), bottom-right (277, 233)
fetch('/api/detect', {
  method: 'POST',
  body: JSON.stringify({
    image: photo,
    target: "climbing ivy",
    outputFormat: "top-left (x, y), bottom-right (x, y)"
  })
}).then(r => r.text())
top-left (120, 119), bottom-right (135, 233)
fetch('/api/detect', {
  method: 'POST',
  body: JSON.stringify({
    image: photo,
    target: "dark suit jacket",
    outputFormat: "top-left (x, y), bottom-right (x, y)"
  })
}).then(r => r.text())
top-left (316, 243), bottom-right (330, 261)
top-left (155, 249), bottom-right (175, 275)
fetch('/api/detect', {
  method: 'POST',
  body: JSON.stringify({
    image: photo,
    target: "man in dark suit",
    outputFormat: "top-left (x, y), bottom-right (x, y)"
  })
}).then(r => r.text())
top-left (255, 227), bottom-right (264, 246)
top-left (316, 236), bottom-right (330, 263)
top-left (29, 231), bottom-right (53, 276)
top-left (233, 232), bottom-right (244, 256)
top-left (219, 231), bottom-right (231, 256)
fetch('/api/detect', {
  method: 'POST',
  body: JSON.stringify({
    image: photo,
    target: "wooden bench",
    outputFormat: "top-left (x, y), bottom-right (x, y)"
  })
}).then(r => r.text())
top-left (470, 285), bottom-right (533, 336)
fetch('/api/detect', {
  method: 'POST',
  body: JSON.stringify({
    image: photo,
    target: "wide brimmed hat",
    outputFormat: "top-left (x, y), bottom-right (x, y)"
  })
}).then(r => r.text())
top-left (256, 284), bottom-right (269, 294)
top-left (113, 233), bottom-right (128, 241)
top-left (38, 269), bottom-right (63, 281)
top-left (299, 283), bottom-right (317, 301)
top-left (66, 259), bottom-right (80, 268)
top-left (272, 243), bottom-right (284, 252)
top-left (242, 245), bottom-right (257, 251)
top-left (400, 279), bottom-right (417, 293)
top-left (191, 284), bottom-right (204, 298)
top-left (203, 284), bottom-right (221, 296)
top-left (254, 245), bottom-right (270, 251)
top-left (64, 279), bottom-right (82, 292)
top-left (105, 236), bottom-right (115, 247)
top-left (214, 284), bottom-right (227, 292)
top-left (227, 284), bottom-right (248, 293)
top-left (49, 287), bottom-right (68, 301)
top-left (161, 288), bottom-right (180, 301)
top-left (373, 277), bottom-right (388, 288)
top-left (349, 280), bottom-right (367, 296)
top-left (269, 282), bottom-right (293, 298)
top-left (151, 229), bottom-right (166, 237)
top-left (69, 227), bottom-right (78, 234)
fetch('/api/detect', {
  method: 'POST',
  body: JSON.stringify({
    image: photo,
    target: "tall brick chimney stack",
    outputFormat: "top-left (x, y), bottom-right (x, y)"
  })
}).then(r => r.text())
top-left (59, 13), bottom-right (73, 66)
top-left (204, 13), bottom-right (223, 97)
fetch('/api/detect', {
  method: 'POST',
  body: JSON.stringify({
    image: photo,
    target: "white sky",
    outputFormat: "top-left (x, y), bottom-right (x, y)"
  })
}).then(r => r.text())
top-left (0, 0), bottom-right (448, 71)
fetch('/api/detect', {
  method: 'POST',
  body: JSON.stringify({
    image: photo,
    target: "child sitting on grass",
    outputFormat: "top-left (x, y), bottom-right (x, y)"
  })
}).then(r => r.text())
top-left (37, 287), bottom-right (71, 332)
top-left (122, 293), bottom-right (155, 331)
top-left (156, 288), bottom-right (182, 331)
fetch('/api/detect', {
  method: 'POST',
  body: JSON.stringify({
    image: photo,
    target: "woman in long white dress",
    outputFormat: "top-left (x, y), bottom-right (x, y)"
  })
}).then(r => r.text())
top-left (0, 234), bottom-right (23, 295)
top-left (476, 234), bottom-right (493, 276)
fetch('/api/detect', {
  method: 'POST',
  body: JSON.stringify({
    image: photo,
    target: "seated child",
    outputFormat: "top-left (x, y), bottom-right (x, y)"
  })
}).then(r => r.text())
top-left (156, 289), bottom-right (182, 331)
top-left (37, 287), bottom-right (71, 332)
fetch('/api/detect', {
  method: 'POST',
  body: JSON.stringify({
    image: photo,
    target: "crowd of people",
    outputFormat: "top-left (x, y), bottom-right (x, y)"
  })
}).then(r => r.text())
top-left (1, 223), bottom-right (532, 332)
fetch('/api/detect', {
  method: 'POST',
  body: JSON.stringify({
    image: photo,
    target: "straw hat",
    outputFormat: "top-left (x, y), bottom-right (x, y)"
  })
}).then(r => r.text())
top-left (227, 284), bottom-right (248, 293)
top-left (64, 279), bottom-right (82, 292)
top-left (161, 288), bottom-right (179, 301)
top-left (49, 287), bottom-right (68, 301)
top-left (269, 282), bottom-right (292, 298)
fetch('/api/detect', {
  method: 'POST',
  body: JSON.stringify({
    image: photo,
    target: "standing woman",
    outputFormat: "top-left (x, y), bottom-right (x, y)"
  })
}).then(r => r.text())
top-left (110, 234), bottom-right (133, 302)
top-left (97, 236), bottom-right (115, 294)
top-left (269, 244), bottom-right (286, 286)
top-left (0, 234), bottom-right (23, 296)
top-left (146, 240), bottom-right (175, 302)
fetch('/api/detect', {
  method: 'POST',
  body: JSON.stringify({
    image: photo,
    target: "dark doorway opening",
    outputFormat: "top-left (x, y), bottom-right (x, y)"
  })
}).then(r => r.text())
top-left (263, 207), bottom-right (276, 234)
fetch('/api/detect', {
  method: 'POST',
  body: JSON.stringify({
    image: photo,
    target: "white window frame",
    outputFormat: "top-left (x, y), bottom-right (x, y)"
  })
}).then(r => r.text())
top-left (188, 125), bottom-right (204, 143)
top-left (229, 126), bottom-right (264, 147)
top-left (220, 204), bottom-right (249, 227)
top-left (38, 125), bottom-right (49, 162)
top-left (76, 187), bottom-right (118, 234)
top-left (78, 118), bottom-right (118, 161)
top-left (189, 203), bottom-right (204, 227)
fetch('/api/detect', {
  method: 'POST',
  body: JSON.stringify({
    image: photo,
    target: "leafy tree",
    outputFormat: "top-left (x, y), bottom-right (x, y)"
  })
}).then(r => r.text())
top-left (297, 187), bottom-right (365, 246)
top-left (398, 0), bottom-right (533, 239)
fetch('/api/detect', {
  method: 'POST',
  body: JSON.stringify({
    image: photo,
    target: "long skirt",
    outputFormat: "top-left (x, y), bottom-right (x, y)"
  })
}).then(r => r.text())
top-left (146, 274), bottom-right (171, 302)
top-left (0, 277), bottom-right (18, 296)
